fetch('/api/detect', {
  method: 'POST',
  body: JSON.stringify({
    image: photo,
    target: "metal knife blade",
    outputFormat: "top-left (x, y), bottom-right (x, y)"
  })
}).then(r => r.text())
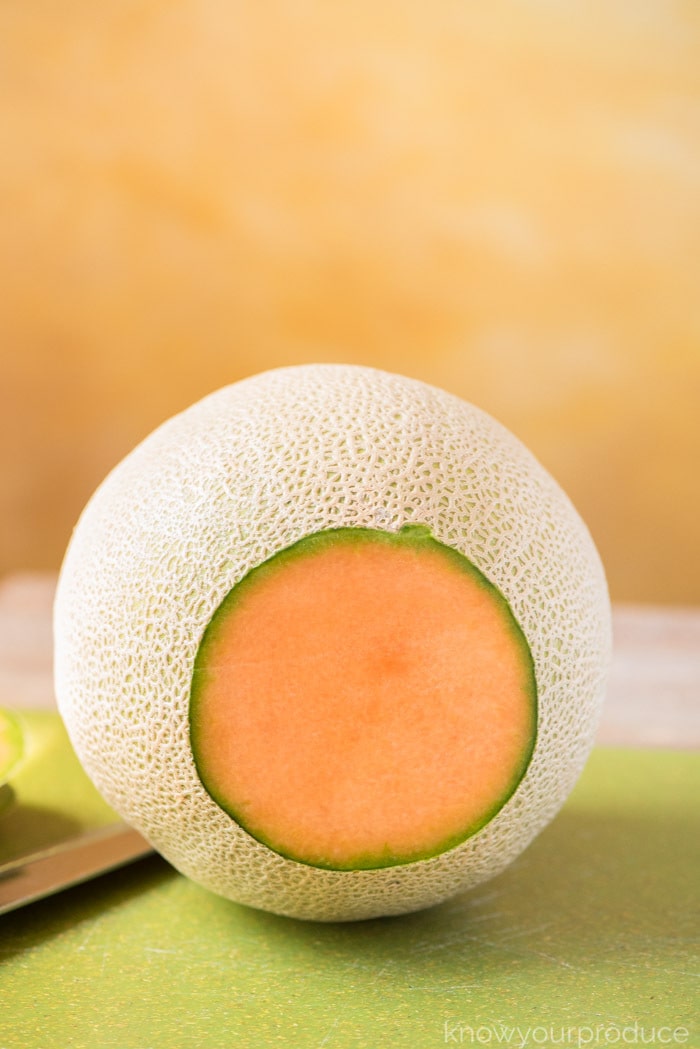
top-left (0, 822), bottom-right (154, 915)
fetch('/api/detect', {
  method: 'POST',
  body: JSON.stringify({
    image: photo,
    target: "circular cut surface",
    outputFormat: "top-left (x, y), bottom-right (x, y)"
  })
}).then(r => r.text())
top-left (191, 527), bottom-right (536, 869)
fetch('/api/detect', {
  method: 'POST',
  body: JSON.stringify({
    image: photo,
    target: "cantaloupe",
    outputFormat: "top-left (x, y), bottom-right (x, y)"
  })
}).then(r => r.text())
top-left (54, 364), bottom-right (611, 921)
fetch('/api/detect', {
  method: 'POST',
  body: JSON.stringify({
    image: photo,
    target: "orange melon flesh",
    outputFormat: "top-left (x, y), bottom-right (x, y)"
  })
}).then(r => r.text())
top-left (190, 525), bottom-right (537, 870)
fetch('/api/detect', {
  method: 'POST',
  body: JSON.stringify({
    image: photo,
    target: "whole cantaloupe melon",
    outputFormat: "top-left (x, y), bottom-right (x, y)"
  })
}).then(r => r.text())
top-left (54, 364), bottom-right (611, 920)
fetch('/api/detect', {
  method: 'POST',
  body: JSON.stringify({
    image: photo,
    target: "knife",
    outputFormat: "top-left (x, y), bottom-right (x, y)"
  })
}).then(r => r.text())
top-left (0, 822), bottom-right (154, 915)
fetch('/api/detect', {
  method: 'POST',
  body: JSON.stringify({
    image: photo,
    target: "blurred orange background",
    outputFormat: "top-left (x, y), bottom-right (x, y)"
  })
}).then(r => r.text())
top-left (1, 1), bottom-right (698, 603)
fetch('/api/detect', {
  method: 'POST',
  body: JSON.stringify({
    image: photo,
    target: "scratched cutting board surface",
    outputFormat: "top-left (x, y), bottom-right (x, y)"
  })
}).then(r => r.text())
top-left (0, 712), bottom-right (697, 1049)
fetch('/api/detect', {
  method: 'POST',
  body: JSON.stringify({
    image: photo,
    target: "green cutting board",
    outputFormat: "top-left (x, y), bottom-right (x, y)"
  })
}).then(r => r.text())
top-left (1, 712), bottom-right (697, 1049)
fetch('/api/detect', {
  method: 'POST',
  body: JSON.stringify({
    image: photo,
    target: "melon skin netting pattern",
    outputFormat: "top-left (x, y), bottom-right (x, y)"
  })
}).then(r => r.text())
top-left (54, 364), bottom-right (611, 921)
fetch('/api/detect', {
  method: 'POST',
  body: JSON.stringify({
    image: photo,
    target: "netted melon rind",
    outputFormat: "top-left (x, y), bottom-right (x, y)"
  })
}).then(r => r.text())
top-left (54, 364), bottom-right (611, 921)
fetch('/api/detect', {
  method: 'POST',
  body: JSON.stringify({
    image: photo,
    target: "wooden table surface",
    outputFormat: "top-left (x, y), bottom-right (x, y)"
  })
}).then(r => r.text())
top-left (1, 571), bottom-right (698, 747)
